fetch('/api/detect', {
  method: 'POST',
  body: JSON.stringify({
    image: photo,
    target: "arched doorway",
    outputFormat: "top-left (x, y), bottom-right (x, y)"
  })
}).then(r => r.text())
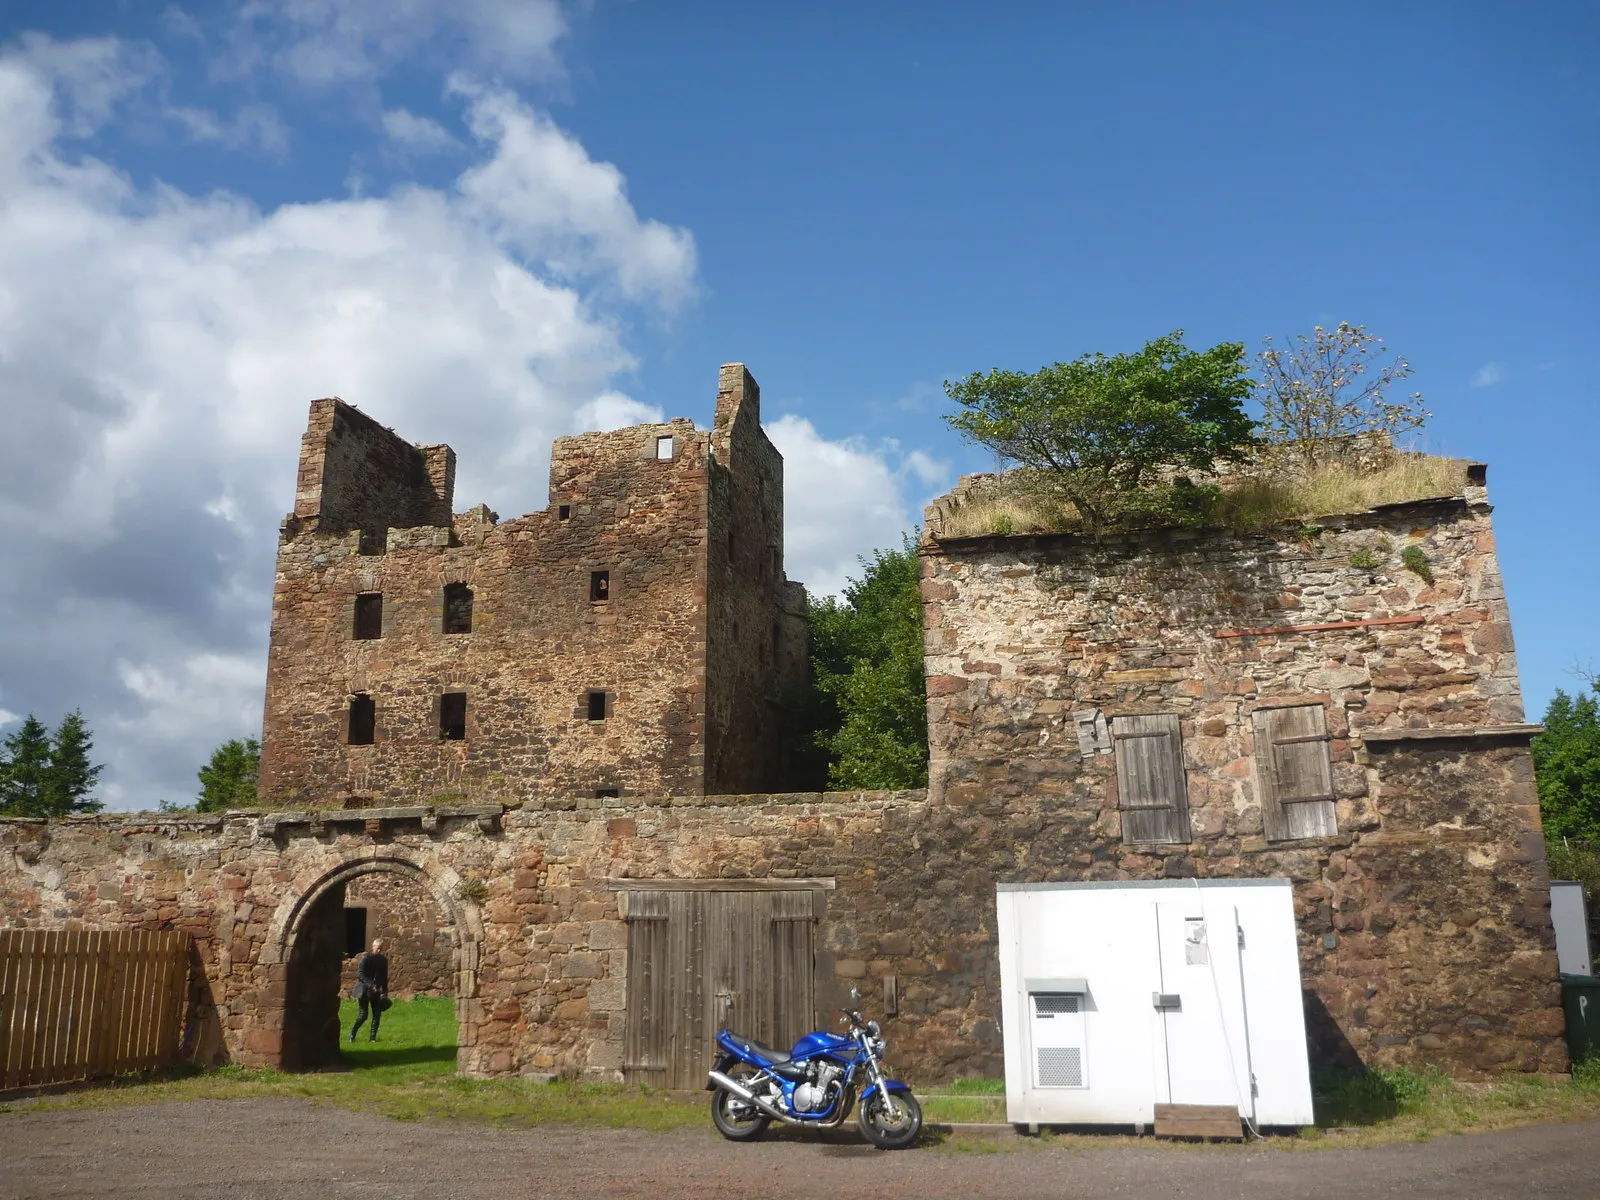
top-left (278, 855), bottom-right (476, 1071)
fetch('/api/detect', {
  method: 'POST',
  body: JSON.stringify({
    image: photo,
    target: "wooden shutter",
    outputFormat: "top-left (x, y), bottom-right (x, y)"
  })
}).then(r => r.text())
top-left (1252, 705), bottom-right (1338, 841)
top-left (1112, 714), bottom-right (1190, 844)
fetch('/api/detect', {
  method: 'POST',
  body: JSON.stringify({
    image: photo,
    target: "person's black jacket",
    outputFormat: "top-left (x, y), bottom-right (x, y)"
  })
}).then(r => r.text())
top-left (354, 951), bottom-right (389, 999)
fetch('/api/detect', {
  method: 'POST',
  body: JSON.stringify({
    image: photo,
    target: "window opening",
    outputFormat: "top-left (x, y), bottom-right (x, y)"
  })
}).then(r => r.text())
top-left (595, 788), bottom-right (620, 799)
top-left (347, 694), bottom-right (376, 745)
top-left (353, 593), bottom-right (383, 640)
top-left (358, 528), bottom-right (386, 556)
top-left (343, 907), bottom-right (368, 957)
top-left (656, 435), bottom-right (674, 460)
top-left (557, 504), bottom-right (571, 520)
top-left (589, 570), bottom-right (610, 602)
top-left (586, 690), bottom-right (608, 721)
top-left (443, 582), bottom-right (474, 634)
top-left (440, 691), bottom-right (467, 741)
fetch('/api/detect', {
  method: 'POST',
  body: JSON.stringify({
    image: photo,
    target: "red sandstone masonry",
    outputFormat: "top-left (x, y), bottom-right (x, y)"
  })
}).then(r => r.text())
top-left (260, 365), bottom-right (805, 807)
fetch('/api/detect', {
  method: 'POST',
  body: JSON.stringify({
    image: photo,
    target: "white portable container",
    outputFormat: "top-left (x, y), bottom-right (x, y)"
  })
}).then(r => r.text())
top-left (1551, 881), bottom-right (1593, 976)
top-left (996, 879), bottom-right (1315, 1128)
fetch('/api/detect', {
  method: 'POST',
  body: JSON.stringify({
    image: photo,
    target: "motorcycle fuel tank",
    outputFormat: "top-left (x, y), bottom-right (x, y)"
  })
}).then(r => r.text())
top-left (790, 1030), bottom-right (854, 1061)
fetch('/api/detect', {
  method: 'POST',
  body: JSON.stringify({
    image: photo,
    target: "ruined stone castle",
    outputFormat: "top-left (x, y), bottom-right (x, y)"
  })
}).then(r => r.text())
top-left (0, 376), bottom-right (1570, 1088)
top-left (259, 363), bottom-right (808, 806)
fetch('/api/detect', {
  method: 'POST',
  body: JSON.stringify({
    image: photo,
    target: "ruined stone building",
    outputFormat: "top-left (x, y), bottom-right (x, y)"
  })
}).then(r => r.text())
top-left (259, 363), bottom-right (809, 806)
top-left (917, 466), bottom-right (1563, 1073)
top-left (0, 439), bottom-right (1569, 1087)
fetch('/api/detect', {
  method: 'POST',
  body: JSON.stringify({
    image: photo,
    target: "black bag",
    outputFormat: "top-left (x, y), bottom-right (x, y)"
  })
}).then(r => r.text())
top-left (377, 995), bottom-right (393, 1013)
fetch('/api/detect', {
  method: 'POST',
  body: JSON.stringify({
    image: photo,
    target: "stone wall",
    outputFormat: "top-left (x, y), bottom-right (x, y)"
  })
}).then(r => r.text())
top-left (915, 486), bottom-right (1565, 1074)
top-left (260, 363), bottom-right (807, 807)
top-left (0, 777), bottom-right (1566, 1082)
top-left (338, 871), bottom-right (456, 998)
top-left (704, 365), bottom-right (802, 795)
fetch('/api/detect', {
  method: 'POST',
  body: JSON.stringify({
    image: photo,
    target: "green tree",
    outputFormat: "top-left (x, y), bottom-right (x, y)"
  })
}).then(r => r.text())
top-left (196, 737), bottom-right (261, 812)
top-left (1252, 323), bottom-right (1428, 466)
top-left (45, 710), bottom-right (103, 814)
top-left (943, 331), bottom-right (1255, 526)
top-left (1534, 687), bottom-right (1600, 843)
top-left (802, 539), bottom-right (928, 790)
top-left (0, 711), bottom-right (103, 816)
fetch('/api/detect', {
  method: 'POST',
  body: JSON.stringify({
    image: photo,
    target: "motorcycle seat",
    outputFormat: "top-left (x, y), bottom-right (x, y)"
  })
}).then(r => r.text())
top-left (729, 1033), bottom-right (790, 1063)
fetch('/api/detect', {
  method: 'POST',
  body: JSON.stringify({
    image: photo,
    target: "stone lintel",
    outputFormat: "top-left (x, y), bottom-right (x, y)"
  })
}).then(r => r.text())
top-left (1360, 724), bottom-right (1543, 747)
top-left (606, 876), bottom-right (837, 890)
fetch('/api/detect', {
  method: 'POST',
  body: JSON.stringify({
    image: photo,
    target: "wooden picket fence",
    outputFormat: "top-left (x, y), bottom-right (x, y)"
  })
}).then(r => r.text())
top-left (0, 929), bottom-right (190, 1091)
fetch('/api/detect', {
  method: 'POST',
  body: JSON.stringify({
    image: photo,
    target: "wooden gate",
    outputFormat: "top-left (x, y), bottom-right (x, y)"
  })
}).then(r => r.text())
top-left (0, 929), bottom-right (190, 1090)
top-left (622, 885), bottom-right (822, 1090)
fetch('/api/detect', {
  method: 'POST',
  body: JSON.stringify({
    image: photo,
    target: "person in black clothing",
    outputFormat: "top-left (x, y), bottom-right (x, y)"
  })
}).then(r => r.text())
top-left (350, 938), bottom-right (390, 1042)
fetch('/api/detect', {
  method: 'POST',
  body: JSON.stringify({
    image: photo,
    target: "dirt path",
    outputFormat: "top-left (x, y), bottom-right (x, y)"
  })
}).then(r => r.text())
top-left (2, 1098), bottom-right (1596, 1200)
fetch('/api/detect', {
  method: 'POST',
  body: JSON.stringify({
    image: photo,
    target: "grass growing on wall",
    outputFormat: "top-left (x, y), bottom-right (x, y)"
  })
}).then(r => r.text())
top-left (934, 455), bottom-right (1471, 540)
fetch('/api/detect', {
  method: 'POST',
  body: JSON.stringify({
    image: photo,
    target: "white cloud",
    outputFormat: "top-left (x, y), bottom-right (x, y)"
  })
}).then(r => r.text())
top-left (381, 107), bottom-right (458, 154)
top-left (0, 709), bottom-right (19, 728)
top-left (228, 0), bottom-right (567, 87)
top-left (168, 102), bottom-right (291, 158)
top-left (574, 392), bottom-right (665, 433)
top-left (1472, 362), bottom-right (1506, 388)
top-left (452, 78), bottom-right (698, 309)
top-left (769, 415), bottom-right (951, 598)
top-left (0, 35), bottom-right (695, 810)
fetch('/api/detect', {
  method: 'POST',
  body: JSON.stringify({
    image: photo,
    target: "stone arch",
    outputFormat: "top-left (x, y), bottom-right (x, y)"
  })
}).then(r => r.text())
top-left (265, 846), bottom-right (482, 1070)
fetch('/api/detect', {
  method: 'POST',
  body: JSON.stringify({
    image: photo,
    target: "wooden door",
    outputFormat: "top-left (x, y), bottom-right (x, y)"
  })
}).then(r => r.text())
top-left (624, 888), bottom-right (817, 1090)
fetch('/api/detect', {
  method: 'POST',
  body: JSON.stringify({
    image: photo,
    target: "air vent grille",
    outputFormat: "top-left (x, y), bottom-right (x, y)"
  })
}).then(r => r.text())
top-left (1036, 1046), bottom-right (1084, 1088)
top-left (1033, 993), bottom-right (1080, 1015)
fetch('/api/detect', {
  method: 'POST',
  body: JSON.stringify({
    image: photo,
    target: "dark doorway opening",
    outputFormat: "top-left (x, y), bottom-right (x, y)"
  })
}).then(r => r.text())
top-left (343, 906), bottom-right (368, 957)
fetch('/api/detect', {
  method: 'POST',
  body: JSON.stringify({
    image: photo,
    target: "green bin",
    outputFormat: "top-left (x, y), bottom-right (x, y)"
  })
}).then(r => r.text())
top-left (1560, 973), bottom-right (1600, 1065)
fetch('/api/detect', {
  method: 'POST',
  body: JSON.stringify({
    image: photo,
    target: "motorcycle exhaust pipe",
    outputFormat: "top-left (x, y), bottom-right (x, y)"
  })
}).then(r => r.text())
top-left (707, 1069), bottom-right (802, 1126)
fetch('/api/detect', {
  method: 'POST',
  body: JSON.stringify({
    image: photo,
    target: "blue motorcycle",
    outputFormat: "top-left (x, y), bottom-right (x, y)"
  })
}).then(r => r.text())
top-left (706, 987), bottom-right (922, 1149)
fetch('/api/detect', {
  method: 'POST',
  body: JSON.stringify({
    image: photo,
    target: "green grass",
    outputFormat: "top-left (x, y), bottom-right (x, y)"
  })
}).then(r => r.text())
top-left (9, 1021), bottom-right (1600, 1149)
top-left (934, 454), bottom-right (1470, 539)
top-left (336, 995), bottom-right (459, 1082)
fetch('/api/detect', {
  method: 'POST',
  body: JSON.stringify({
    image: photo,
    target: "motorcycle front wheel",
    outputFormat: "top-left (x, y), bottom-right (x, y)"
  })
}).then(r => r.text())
top-left (710, 1065), bottom-right (772, 1142)
top-left (857, 1087), bottom-right (922, 1149)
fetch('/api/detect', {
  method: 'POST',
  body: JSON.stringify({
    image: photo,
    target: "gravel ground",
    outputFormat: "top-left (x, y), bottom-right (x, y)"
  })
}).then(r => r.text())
top-left (2, 1098), bottom-right (1597, 1200)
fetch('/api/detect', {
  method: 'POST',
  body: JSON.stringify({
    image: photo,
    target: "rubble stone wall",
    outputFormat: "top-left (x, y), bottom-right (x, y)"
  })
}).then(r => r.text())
top-left (915, 488), bottom-right (1565, 1074)
top-left (0, 777), bottom-right (1566, 1082)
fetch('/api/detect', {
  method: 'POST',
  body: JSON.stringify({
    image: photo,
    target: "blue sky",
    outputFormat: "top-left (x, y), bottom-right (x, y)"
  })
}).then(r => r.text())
top-left (0, 1), bottom-right (1595, 808)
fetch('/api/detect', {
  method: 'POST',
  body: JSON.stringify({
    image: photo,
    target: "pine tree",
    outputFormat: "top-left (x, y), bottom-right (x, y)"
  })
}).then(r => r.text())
top-left (0, 716), bottom-right (55, 816)
top-left (196, 737), bottom-right (261, 812)
top-left (45, 710), bottom-right (104, 815)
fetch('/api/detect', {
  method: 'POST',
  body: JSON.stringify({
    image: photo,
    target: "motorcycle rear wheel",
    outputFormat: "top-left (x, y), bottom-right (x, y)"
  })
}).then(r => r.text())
top-left (710, 1066), bottom-right (772, 1142)
top-left (858, 1088), bottom-right (922, 1150)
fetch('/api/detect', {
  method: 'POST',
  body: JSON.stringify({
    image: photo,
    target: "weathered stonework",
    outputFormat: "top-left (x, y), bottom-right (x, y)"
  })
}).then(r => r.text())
top-left (917, 481), bottom-right (1565, 1074)
top-left (338, 871), bottom-right (455, 998)
top-left (260, 364), bottom-right (806, 807)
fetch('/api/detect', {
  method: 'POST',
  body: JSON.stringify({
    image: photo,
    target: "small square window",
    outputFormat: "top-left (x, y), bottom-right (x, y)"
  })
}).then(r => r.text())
top-left (557, 504), bottom-right (571, 520)
top-left (590, 570), bottom-right (610, 602)
top-left (440, 692), bottom-right (467, 741)
top-left (347, 694), bottom-right (376, 745)
top-left (353, 593), bottom-right (383, 640)
top-left (586, 690), bottom-right (608, 721)
top-left (656, 435), bottom-right (674, 460)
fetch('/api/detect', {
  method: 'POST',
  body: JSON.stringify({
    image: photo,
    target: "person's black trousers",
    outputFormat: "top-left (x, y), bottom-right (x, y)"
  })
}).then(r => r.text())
top-left (350, 993), bottom-right (381, 1041)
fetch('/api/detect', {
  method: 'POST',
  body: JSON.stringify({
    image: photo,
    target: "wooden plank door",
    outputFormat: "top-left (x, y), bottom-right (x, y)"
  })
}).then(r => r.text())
top-left (623, 888), bottom-right (816, 1090)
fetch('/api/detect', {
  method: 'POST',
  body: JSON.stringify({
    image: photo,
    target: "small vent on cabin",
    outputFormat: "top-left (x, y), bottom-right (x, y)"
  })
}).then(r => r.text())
top-left (1036, 1047), bottom-right (1084, 1088)
top-left (1033, 993), bottom-right (1081, 1016)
